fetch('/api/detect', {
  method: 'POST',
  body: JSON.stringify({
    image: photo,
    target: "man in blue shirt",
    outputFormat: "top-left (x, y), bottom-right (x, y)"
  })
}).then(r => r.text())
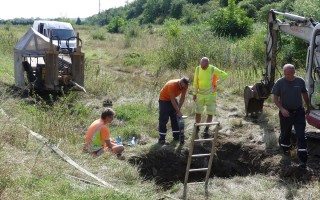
top-left (272, 64), bottom-right (310, 168)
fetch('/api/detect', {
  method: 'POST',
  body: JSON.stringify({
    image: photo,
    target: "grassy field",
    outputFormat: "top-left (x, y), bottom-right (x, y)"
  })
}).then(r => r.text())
top-left (1, 24), bottom-right (319, 200)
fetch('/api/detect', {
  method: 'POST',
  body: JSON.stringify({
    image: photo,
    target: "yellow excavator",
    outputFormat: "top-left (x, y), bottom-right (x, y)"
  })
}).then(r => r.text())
top-left (244, 9), bottom-right (320, 136)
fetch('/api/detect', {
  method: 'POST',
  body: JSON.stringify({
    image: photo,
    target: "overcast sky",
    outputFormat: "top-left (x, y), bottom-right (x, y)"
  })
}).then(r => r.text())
top-left (0, 0), bottom-right (135, 19)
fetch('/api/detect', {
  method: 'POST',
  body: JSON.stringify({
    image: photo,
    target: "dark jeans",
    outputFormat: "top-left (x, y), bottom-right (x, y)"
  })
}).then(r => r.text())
top-left (279, 107), bottom-right (308, 163)
top-left (158, 100), bottom-right (179, 139)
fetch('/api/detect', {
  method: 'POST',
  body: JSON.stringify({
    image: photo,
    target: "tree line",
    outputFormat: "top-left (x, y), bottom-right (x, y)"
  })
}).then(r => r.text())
top-left (2, 0), bottom-right (320, 38)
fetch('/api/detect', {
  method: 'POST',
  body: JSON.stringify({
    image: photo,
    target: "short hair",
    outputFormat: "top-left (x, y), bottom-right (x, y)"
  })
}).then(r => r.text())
top-left (181, 77), bottom-right (189, 85)
top-left (101, 108), bottom-right (115, 120)
top-left (283, 63), bottom-right (295, 70)
top-left (201, 57), bottom-right (209, 63)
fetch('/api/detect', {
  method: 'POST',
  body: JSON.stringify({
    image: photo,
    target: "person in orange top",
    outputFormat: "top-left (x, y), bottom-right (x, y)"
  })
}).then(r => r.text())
top-left (84, 108), bottom-right (124, 156)
top-left (158, 77), bottom-right (189, 144)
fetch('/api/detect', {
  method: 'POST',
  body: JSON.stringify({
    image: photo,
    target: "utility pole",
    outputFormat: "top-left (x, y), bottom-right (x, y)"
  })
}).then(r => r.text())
top-left (98, 0), bottom-right (101, 26)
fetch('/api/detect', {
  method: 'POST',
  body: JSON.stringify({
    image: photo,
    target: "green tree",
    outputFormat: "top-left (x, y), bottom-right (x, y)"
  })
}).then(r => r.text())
top-left (170, 0), bottom-right (187, 19)
top-left (142, 0), bottom-right (163, 23)
top-left (187, 0), bottom-right (210, 4)
top-left (127, 0), bottom-right (147, 19)
top-left (209, 0), bottom-right (253, 37)
top-left (220, 0), bottom-right (241, 7)
top-left (76, 17), bottom-right (82, 25)
top-left (238, 1), bottom-right (257, 19)
top-left (182, 3), bottom-right (199, 24)
top-left (293, 0), bottom-right (320, 21)
top-left (107, 16), bottom-right (126, 33)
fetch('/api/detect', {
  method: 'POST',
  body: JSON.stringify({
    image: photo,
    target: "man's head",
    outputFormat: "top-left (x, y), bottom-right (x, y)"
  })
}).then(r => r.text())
top-left (283, 64), bottom-right (296, 81)
top-left (200, 57), bottom-right (209, 70)
top-left (179, 77), bottom-right (189, 90)
top-left (101, 108), bottom-right (115, 123)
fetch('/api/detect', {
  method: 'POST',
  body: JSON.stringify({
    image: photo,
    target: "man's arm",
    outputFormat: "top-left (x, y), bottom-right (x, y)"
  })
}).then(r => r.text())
top-left (214, 67), bottom-right (228, 81)
top-left (273, 95), bottom-right (289, 117)
top-left (302, 92), bottom-right (310, 114)
top-left (169, 93), bottom-right (182, 117)
top-left (101, 126), bottom-right (113, 152)
top-left (105, 139), bottom-right (113, 151)
top-left (193, 67), bottom-right (198, 98)
top-left (178, 90), bottom-right (186, 109)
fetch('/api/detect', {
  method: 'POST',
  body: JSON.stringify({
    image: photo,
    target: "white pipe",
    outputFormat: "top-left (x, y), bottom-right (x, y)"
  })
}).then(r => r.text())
top-left (69, 80), bottom-right (86, 93)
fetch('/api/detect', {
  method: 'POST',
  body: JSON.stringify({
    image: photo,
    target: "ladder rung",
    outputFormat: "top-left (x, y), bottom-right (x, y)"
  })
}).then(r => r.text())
top-left (187, 181), bottom-right (205, 185)
top-left (194, 138), bottom-right (214, 142)
top-left (192, 153), bottom-right (211, 157)
top-left (189, 168), bottom-right (208, 172)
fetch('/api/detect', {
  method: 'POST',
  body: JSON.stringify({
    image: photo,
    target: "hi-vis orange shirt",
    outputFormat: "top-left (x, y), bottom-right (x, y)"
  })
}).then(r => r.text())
top-left (159, 79), bottom-right (187, 101)
top-left (85, 119), bottom-right (111, 152)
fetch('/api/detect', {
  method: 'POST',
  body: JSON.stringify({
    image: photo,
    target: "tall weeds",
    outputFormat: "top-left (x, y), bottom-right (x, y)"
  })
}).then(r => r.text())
top-left (158, 23), bottom-right (268, 95)
top-left (0, 26), bottom-right (18, 55)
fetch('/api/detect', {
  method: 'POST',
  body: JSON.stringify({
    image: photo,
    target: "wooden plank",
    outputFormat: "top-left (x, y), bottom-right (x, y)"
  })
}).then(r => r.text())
top-left (0, 108), bottom-right (118, 192)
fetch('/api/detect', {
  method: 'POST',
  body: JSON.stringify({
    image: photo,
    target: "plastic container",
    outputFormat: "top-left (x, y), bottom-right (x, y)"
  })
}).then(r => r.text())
top-left (131, 137), bottom-right (136, 145)
top-left (116, 135), bottom-right (122, 145)
top-left (177, 115), bottom-right (188, 144)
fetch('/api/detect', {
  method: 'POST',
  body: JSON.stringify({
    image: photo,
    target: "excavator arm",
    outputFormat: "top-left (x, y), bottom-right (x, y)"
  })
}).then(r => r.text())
top-left (244, 9), bottom-right (318, 117)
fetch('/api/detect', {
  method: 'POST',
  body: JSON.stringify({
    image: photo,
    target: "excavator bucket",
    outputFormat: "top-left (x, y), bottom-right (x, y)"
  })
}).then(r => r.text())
top-left (244, 85), bottom-right (265, 117)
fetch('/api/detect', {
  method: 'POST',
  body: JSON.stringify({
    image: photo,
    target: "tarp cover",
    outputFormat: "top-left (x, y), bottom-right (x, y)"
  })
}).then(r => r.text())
top-left (14, 28), bottom-right (55, 88)
top-left (14, 27), bottom-right (52, 56)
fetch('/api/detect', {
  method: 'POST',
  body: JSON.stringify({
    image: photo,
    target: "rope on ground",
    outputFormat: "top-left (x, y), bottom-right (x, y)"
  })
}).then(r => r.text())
top-left (163, 194), bottom-right (181, 200)
top-left (0, 107), bottom-right (119, 192)
top-left (65, 173), bottom-right (107, 188)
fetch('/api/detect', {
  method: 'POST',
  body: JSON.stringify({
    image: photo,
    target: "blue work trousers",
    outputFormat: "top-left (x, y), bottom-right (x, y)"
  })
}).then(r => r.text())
top-left (279, 107), bottom-right (308, 163)
top-left (158, 100), bottom-right (179, 139)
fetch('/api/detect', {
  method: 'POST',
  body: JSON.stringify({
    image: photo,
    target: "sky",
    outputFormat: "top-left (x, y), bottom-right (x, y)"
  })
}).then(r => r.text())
top-left (0, 0), bottom-right (135, 20)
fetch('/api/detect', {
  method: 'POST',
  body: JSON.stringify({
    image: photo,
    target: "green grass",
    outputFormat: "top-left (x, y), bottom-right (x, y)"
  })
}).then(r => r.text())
top-left (1, 23), bottom-right (319, 200)
top-left (113, 102), bottom-right (158, 140)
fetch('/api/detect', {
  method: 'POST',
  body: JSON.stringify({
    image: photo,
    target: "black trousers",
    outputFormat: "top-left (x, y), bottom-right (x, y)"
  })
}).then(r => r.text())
top-left (158, 100), bottom-right (180, 139)
top-left (279, 107), bottom-right (308, 163)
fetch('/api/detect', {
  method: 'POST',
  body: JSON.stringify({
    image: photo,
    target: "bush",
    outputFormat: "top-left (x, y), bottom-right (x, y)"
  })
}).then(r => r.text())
top-left (209, 0), bottom-right (253, 38)
top-left (107, 16), bottom-right (126, 33)
top-left (0, 28), bottom-right (18, 55)
top-left (170, 0), bottom-right (187, 19)
top-left (277, 35), bottom-right (308, 69)
top-left (124, 20), bottom-right (141, 38)
top-left (182, 3), bottom-right (200, 24)
top-left (123, 52), bottom-right (146, 67)
top-left (91, 31), bottom-right (106, 40)
top-left (163, 18), bottom-right (182, 38)
top-left (238, 1), bottom-right (257, 19)
top-left (293, 0), bottom-right (320, 21)
top-left (158, 24), bottom-right (222, 71)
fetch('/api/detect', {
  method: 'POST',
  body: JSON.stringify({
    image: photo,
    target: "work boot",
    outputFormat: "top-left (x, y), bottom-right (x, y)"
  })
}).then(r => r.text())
top-left (173, 132), bottom-right (180, 141)
top-left (158, 139), bottom-right (169, 145)
top-left (203, 127), bottom-right (209, 138)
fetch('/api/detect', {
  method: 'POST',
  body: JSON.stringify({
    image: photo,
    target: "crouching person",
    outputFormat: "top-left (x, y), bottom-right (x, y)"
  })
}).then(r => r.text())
top-left (84, 108), bottom-right (124, 157)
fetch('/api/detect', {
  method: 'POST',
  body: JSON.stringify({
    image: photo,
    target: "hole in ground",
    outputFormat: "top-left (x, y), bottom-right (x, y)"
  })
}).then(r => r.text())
top-left (128, 139), bottom-right (320, 189)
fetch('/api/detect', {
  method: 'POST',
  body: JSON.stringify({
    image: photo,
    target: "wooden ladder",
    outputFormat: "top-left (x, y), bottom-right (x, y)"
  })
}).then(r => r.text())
top-left (183, 122), bottom-right (220, 199)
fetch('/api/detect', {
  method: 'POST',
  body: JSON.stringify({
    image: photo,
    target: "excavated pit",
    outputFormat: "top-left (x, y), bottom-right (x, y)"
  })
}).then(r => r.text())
top-left (128, 138), bottom-right (320, 189)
